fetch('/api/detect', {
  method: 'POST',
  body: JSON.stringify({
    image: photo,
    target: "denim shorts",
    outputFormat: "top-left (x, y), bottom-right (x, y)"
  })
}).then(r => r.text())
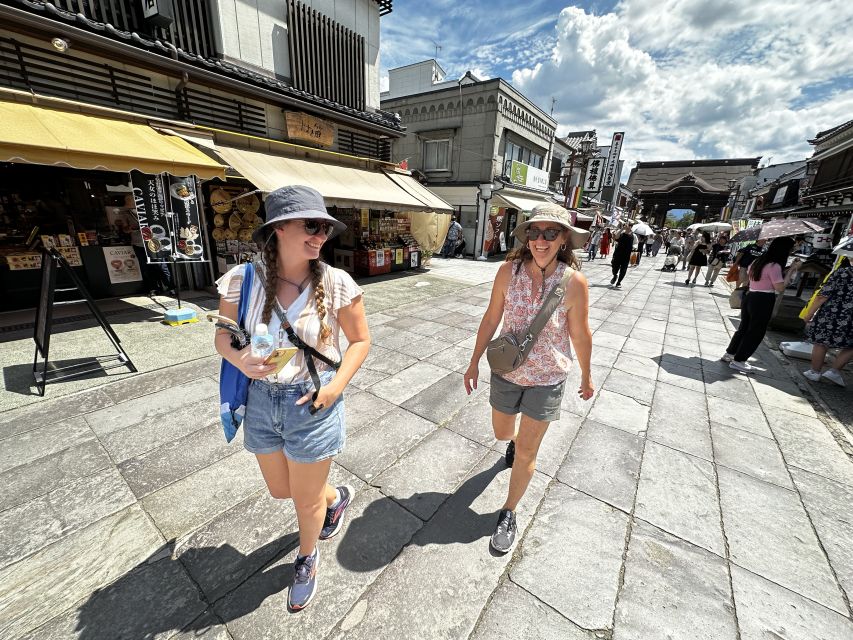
top-left (489, 373), bottom-right (565, 422)
top-left (243, 370), bottom-right (345, 463)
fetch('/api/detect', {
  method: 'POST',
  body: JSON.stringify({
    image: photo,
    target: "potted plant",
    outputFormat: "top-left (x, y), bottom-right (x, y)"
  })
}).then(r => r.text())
top-left (420, 248), bottom-right (433, 267)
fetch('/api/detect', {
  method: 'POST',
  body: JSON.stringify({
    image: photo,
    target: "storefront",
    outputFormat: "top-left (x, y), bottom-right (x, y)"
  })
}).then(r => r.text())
top-left (483, 189), bottom-right (554, 256)
top-left (200, 140), bottom-right (452, 277)
top-left (0, 97), bottom-right (225, 311)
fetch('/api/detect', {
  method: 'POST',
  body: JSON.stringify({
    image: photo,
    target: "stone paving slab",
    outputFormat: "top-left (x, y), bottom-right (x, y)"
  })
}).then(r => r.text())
top-left (328, 454), bottom-right (548, 640)
top-left (586, 389), bottom-right (650, 436)
top-left (731, 565), bottom-right (853, 640)
top-left (0, 418), bottom-right (94, 475)
top-left (790, 467), bottom-right (853, 600)
top-left (711, 421), bottom-right (792, 488)
top-left (635, 441), bottom-right (724, 555)
top-left (0, 505), bottom-right (164, 639)
top-left (0, 466), bottom-right (135, 571)
top-left (368, 361), bottom-right (452, 404)
top-left (717, 466), bottom-right (847, 613)
top-left (558, 419), bottom-right (642, 513)
top-left (470, 580), bottom-right (597, 640)
top-left (646, 383), bottom-right (712, 461)
top-left (613, 520), bottom-right (737, 640)
top-left (513, 483), bottom-right (631, 632)
top-left (401, 370), bottom-right (486, 425)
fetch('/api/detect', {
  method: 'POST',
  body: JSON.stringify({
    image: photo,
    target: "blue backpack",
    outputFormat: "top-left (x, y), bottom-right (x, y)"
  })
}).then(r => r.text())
top-left (219, 261), bottom-right (254, 442)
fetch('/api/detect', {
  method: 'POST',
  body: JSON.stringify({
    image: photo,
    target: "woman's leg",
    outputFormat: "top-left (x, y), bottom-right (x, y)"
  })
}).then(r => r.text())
top-left (726, 296), bottom-right (752, 356)
top-left (733, 293), bottom-right (775, 361)
top-left (492, 407), bottom-right (517, 441)
top-left (257, 452), bottom-right (336, 506)
top-left (830, 347), bottom-right (853, 372)
top-left (611, 260), bottom-right (620, 283)
top-left (503, 414), bottom-right (550, 511)
top-left (288, 457), bottom-right (334, 558)
top-left (810, 344), bottom-right (828, 372)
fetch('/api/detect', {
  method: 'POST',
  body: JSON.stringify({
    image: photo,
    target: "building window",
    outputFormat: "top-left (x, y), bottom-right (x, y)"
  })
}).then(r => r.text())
top-left (505, 140), bottom-right (545, 170)
top-left (424, 139), bottom-right (451, 171)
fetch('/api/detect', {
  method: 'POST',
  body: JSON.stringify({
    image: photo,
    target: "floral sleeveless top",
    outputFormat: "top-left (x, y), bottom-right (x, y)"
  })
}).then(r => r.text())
top-left (500, 261), bottom-right (573, 387)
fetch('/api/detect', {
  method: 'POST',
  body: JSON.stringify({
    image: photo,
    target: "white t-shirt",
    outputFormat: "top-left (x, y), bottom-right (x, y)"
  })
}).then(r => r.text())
top-left (217, 261), bottom-right (363, 383)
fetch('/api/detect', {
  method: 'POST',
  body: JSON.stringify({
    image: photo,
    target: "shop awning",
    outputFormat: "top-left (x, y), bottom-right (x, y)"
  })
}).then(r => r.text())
top-left (214, 144), bottom-right (442, 211)
top-left (495, 191), bottom-right (551, 213)
top-left (0, 100), bottom-right (226, 179)
top-left (382, 171), bottom-right (453, 212)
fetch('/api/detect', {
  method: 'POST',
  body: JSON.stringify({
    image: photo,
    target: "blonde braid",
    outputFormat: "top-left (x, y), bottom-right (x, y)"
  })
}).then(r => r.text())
top-left (310, 259), bottom-right (332, 343)
top-left (260, 236), bottom-right (279, 326)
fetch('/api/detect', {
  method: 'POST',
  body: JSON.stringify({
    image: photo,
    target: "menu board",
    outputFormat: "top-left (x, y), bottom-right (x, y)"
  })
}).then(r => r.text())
top-left (166, 175), bottom-right (205, 262)
top-left (103, 246), bottom-right (142, 284)
top-left (56, 247), bottom-right (82, 267)
top-left (131, 171), bottom-right (171, 263)
top-left (7, 253), bottom-right (42, 270)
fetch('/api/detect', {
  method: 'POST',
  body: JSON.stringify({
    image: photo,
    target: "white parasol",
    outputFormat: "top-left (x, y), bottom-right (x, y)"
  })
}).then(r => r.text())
top-left (698, 222), bottom-right (733, 232)
top-left (832, 236), bottom-right (853, 257)
top-left (632, 222), bottom-right (654, 236)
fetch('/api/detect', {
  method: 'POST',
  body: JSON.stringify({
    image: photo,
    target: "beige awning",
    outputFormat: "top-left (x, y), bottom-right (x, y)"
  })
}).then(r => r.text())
top-left (383, 171), bottom-right (453, 212)
top-left (0, 100), bottom-right (226, 179)
top-left (495, 191), bottom-right (551, 213)
top-left (214, 145), bottom-right (438, 211)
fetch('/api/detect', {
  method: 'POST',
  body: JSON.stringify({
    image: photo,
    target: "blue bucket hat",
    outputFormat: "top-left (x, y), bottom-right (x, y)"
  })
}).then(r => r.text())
top-left (252, 185), bottom-right (347, 244)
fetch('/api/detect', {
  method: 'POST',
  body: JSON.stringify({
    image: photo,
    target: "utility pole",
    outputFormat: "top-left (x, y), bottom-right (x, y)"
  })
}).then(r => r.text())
top-left (432, 41), bottom-right (442, 59)
top-left (550, 97), bottom-right (556, 116)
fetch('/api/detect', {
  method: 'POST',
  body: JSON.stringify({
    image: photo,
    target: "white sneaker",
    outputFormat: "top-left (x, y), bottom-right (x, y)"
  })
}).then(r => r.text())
top-left (729, 361), bottom-right (755, 373)
top-left (721, 353), bottom-right (734, 363)
top-left (821, 369), bottom-right (846, 387)
top-left (802, 369), bottom-right (822, 382)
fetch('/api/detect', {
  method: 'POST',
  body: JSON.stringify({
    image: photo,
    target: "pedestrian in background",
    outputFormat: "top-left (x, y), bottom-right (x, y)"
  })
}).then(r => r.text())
top-left (802, 257), bottom-right (853, 387)
top-left (645, 233), bottom-right (655, 256)
top-left (651, 232), bottom-right (663, 257)
top-left (634, 228), bottom-right (647, 266)
top-left (610, 223), bottom-right (635, 288)
top-left (214, 186), bottom-right (370, 611)
top-left (587, 226), bottom-right (602, 261)
top-left (463, 203), bottom-right (594, 554)
top-left (442, 215), bottom-right (463, 258)
top-left (677, 231), bottom-right (695, 270)
top-left (599, 227), bottom-right (612, 258)
top-left (704, 235), bottom-right (730, 287)
top-left (723, 237), bottom-right (800, 373)
top-left (732, 238), bottom-right (767, 287)
top-left (685, 231), bottom-right (711, 285)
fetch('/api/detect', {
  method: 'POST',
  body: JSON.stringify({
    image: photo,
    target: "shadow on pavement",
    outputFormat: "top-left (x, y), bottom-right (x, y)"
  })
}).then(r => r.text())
top-left (3, 357), bottom-right (116, 396)
top-left (337, 458), bottom-right (505, 572)
top-left (73, 534), bottom-right (300, 639)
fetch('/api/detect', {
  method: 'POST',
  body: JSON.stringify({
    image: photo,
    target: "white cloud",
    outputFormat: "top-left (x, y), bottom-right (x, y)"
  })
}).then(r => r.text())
top-left (510, 1), bottom-right (853, 180)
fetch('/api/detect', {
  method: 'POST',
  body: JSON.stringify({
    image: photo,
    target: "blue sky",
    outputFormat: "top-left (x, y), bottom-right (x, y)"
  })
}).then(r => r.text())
top-left (380, 1), bottom-right (853, 180)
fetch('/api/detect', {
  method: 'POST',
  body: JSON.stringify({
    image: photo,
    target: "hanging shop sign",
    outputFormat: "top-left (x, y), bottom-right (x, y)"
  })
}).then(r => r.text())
top-left (285, 111), bottom-right (336, 148)
top-left (509, 161), bottom-right (549, 191)
top-left (584, 156), bottom-right (604, 193)
top-left (603, 132), bottom-right (624, 187)
top-left (103, 246), bottom-right (142, 284)
top-left (132, 172), bottom-right (205, 263)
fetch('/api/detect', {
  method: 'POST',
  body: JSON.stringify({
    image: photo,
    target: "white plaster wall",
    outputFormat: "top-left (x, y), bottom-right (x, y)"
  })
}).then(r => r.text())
top-left (210, 0), bottom-right (381, 108)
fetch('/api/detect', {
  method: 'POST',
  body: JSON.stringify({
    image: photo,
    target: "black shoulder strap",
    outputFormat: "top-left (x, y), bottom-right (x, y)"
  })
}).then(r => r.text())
top-left (253, 262), bottom-right (341, 397)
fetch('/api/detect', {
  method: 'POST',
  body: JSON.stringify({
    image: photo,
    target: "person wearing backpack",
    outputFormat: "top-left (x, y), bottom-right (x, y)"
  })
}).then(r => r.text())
top-left (214, 185), bottom-right (370, 611)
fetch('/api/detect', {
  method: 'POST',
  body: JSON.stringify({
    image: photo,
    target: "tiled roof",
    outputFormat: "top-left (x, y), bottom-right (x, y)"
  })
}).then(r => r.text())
top-left (627, 158), bottom-right (760, 192)
top-left (810, 119), bottom-right (853, 144)
top-left (9, 0), bottom-right (403, 132)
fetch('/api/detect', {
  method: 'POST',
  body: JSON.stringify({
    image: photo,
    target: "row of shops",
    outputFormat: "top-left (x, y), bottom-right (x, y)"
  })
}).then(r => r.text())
top-left (0, 93), bottom-right (453, 312)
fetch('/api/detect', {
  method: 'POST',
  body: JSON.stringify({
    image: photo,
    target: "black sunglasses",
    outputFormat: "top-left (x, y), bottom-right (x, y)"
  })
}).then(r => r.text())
top-left (302, 220), bottom-right (334, 237)
top-left (526, 227), bottom-right (562, 241)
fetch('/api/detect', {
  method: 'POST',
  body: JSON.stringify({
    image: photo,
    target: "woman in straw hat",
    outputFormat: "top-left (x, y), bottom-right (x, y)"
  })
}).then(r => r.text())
top-left (214, 185), bottom-right (370, 611)
top-left (463, 203), bottom-right (595, 554)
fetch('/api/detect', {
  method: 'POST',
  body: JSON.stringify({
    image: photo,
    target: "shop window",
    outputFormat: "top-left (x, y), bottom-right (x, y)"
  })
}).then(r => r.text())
top-left (424, 139), bottom-right (451, 171)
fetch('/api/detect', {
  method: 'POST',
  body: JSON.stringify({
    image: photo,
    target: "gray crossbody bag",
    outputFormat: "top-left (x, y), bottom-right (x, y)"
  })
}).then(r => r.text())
top-left (486, 268), bottom-right (573, 374)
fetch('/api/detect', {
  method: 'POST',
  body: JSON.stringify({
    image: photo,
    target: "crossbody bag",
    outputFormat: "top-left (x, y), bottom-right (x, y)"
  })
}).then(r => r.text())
top-left (254, 264), bottom-right (341, 414)
top-left (487, 267), bottom-right (574, 374)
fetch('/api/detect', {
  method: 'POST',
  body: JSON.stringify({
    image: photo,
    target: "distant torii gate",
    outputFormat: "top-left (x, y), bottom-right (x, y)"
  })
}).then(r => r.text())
top-left (626, 158), bottom-right (760, 226)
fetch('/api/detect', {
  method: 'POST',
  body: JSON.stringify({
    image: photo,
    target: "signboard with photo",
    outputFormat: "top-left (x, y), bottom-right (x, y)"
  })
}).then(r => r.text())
top-left (131, 171), bottom-right (171, 263)
top-left (166, 175), bottom-right (205, 261)
top-left (103, 246), bottom-right (142, 284)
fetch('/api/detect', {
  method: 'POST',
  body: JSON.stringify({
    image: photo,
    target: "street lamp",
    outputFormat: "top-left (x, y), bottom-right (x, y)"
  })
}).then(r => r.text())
top-left (475, 179), bottom-right (505, 261)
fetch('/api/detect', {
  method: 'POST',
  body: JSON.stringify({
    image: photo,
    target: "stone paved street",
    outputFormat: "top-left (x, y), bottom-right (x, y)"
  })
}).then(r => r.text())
top-left (1, 254), bottom-right (852, 639)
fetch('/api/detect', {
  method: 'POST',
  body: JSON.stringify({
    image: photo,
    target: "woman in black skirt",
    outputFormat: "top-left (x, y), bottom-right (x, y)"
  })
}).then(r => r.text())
top-left (685, 232), bottom-right (711, 285)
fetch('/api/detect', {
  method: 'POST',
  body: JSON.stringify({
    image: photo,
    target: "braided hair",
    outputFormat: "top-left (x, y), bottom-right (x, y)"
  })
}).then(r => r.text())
top-left (259, 229), bottom-right (332, 345)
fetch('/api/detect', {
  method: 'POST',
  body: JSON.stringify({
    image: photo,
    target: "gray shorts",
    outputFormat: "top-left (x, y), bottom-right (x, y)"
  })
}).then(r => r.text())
top-left (489, 373), bottom-right (565, 422)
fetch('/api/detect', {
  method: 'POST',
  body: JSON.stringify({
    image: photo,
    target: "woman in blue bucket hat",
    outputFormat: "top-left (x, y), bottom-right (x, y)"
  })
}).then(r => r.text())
top-left (214, 185), bottom-right (370, 611)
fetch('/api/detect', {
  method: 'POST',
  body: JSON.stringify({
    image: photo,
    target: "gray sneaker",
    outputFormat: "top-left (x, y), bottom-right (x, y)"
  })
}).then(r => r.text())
top-left (490, 509), bottom-right (517, 554)
top-left (288, 548), bottom-right (319, 611)
top-left (319, 485), bottom-right (354, 540)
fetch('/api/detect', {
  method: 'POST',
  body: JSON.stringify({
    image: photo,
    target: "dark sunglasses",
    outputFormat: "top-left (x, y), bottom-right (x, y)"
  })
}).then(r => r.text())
top-left (302, 220), bottom-right (334, 237)
top-left (526, 227), bottom-right (562, 241)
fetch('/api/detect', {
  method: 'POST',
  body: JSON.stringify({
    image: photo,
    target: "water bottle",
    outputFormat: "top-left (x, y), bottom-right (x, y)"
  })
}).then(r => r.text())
top-left (251, 323), bottom-right (274, 359)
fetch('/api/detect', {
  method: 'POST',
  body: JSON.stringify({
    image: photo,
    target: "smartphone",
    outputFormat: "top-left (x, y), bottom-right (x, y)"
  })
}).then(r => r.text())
top-left (263, 347), bottom-right (299, 374)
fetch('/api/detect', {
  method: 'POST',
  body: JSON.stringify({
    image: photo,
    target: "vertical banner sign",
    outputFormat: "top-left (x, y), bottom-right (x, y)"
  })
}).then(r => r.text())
top-left (166, 175), bottom-right (205, 261)
top-left (584, 156), bottom-right (604, 193)
top-left (131, 171), bottom-right (171, 263)
top-left (603, 132), bottom-right (624, 187)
